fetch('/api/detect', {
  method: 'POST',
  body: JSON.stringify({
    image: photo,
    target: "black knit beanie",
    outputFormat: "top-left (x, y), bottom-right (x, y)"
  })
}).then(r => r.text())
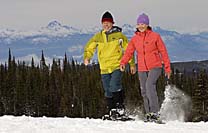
top-left (101, 11), bottom-right (114, 24)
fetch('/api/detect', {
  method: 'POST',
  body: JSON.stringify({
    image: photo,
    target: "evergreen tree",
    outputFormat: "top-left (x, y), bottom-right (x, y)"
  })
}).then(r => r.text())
top-left (49, 59), bottom-right (62, 116)
top-left (0, 64), bottom-right (6, 115)
top-left (192, 70), bottom-right (208, 121)
top-left (39, 51), bottom-right (50, 116)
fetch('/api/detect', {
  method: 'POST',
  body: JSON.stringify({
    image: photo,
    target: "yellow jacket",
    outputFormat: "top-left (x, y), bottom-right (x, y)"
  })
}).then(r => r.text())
top-left (84, 26), bottom-right (135, 74)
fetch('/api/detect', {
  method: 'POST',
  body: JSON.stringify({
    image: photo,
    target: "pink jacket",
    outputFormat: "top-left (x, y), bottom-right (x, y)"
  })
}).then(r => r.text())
top-left (121, 29), bottom-right (171, 73)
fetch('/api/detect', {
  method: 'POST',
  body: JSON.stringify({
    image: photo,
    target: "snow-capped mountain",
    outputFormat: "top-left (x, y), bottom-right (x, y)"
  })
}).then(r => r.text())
top-left (40, 20), bottom-right (82, 36)
top-left (0, 21), bottom-right (208, 64)
top-left (122, 24), bottom-right (135, 38)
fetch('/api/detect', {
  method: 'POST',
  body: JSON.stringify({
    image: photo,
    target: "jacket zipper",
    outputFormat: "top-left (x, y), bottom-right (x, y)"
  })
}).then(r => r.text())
top-left (143, 32), bottom-right (148, 70)
top-left (106, 33), bottom-right (109, 42)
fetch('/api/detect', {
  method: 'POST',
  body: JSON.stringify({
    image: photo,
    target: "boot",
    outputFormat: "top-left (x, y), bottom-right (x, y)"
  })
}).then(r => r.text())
top-left (106, 97), bottom-right (115, 113)
top-left (103, 91), bottom-right (134, 121)
top-left (112, 90), bottom-right (125, 110)
top-left (102, 97), bottom-right (115, 120)
top-left (112, 90), bottom-right (126, 117)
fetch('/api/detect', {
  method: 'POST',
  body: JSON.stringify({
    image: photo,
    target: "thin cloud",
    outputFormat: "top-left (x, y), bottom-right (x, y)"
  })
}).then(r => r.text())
top-left (0, 0), bottom-right (207, 33)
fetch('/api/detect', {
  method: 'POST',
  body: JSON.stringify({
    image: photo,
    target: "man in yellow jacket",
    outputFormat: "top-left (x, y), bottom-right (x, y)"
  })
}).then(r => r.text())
top-left (83, 11), bottom-right (136, 118)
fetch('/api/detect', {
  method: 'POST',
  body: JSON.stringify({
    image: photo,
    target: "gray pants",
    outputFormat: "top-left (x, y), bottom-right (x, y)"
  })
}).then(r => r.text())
top-left (138, 68), bottom-right (161, 113)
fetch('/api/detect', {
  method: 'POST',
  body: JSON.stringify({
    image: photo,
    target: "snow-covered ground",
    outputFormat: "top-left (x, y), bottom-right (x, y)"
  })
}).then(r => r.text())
top-left (0, 115), bottom-right (208, 133)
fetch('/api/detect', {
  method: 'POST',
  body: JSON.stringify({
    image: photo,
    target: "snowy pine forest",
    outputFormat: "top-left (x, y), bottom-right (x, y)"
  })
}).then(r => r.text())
top-left (0, 50), bottom-right (208, 122)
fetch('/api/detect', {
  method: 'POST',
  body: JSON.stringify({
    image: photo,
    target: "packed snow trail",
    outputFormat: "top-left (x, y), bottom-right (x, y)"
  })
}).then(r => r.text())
top-left (0, 115), bottom-right (208, 133)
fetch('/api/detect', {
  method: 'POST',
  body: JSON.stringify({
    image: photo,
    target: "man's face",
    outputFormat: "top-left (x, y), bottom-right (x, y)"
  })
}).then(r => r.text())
top-left (102, 21), bottom-right (113, 31)
top-left (137, 23), bottom-right (148, 32)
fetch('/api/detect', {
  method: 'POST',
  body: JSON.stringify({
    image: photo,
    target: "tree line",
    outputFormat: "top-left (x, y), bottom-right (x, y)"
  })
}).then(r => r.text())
top-left (0, 50), bottom-right (208, 122)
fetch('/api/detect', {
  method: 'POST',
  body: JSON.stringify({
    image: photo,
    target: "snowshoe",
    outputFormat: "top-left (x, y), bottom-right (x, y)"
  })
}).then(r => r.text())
top-left (102, 108), bottom-right (135, 121)
top-left (102, 114), bottom-right (111, 120)
top-left (144, 112), bottom-right (165, 124)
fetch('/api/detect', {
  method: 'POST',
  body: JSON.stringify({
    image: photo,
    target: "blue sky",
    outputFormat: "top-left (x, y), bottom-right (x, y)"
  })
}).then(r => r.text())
top-left (0, 0), bottom-right (207, 33)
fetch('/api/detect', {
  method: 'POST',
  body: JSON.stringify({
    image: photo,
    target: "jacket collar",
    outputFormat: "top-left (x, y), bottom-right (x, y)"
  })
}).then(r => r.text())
top-left (135, 26), bottom-right (152, 36)
top-left (101, 26), bottom-right (122, 35)
top-left (135, 29), bottom-right (152, 36)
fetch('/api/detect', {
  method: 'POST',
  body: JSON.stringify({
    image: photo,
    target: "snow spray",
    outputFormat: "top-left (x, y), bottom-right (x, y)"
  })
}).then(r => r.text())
top-left (159, 78), bottom-right (191, 122)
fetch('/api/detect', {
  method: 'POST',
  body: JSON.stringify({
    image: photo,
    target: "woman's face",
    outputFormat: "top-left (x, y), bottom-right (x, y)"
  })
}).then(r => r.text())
top-left (137, 23), bottom-right (148, 32)
top-left (102, 21), bottom-right (113, 32)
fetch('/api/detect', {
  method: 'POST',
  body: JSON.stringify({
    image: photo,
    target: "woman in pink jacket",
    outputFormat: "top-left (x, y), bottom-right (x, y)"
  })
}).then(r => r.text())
top-left (120, 13), bottom-right (171, 122)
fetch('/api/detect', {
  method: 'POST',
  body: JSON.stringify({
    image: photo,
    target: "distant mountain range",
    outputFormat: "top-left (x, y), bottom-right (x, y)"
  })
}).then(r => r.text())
top-left (0, 20), bottom-right (208, 65)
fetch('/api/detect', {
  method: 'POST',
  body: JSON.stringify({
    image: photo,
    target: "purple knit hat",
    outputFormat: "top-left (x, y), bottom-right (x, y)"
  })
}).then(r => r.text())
top-left (137, 13), bottom-right (149, 25)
